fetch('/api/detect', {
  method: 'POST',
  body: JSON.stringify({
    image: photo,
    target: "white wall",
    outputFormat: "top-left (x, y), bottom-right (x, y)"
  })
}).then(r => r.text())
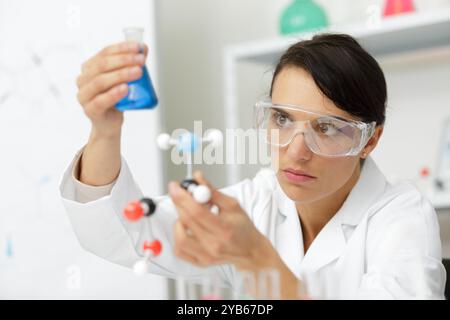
top-left (373, 48), bottom-right (450, 187)
top-left (375, 48), bottom-right (450, 256)
top-left (0, 0), bottom-right (167, 299)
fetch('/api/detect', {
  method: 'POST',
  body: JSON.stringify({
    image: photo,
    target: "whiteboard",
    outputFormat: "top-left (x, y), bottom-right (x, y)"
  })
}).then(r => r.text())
top-left (0, 0), bottom-right (167, 299)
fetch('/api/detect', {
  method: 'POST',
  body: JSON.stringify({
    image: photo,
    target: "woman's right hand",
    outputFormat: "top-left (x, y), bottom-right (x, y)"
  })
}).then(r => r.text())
top-left (76, 41), bottom-right (148, 138)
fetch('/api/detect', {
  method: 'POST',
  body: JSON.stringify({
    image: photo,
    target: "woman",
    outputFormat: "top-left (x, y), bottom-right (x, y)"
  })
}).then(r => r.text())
top-left (60, 34), bottom-right (446, 299)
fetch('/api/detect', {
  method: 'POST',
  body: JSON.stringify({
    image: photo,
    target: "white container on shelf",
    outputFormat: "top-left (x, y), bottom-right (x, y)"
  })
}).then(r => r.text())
top-left (415, 0), bottom-right (450, 12)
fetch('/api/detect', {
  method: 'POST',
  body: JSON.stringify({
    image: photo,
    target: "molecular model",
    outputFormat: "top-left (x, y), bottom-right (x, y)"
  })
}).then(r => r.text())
top-left (123, 129), bottom-right (223, 275)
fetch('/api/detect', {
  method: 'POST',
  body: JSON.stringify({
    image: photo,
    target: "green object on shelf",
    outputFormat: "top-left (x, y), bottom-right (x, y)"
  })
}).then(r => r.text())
top-left (280, 0), bottom-right (329, 35)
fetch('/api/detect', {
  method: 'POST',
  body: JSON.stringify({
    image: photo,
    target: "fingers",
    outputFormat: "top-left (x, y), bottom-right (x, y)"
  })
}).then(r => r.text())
top-left (173, 220), bottom-right (199, 264)
top-left (78, 41), bottom-right (149, 86)
top-left (76, 41), bottom-right (150, 117)
top-left (100, 41), bottom-right (142, 56)
top-left (141, 43), bottom-right (149, 57)
top-left (81, 42), bottom-right (139, 74)
top-left (83, 83), bottom-right (129, 117)
top-left (193, 170), bottom-right (239, 212)
top-left (176, 204), bottom-right (210, 237)
top-left (100, 42), bottom-right (148, 57)
top-left (173, 220), bottom-right (224, 267)
top-left (168, 181), bottom-right (225, 234)
top-left (78, 53), bottom-right (146, 87)
top-left (193, 171), bottom-right (211, 188)
top-left (210, 188), bottom-right (240, 212)
top-left (77, 66), bottom-right (143, 105)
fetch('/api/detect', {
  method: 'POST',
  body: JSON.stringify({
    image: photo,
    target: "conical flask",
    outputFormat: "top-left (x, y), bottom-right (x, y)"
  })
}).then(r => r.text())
top-left (116, 27), bottom-right (158, 111)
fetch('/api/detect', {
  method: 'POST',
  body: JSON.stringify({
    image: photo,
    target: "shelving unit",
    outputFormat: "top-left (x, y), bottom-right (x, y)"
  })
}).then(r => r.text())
top-left (431, 193), bottom-right (450, 211)
top-left (222, 7), bottom-right (450, 209)
top-left (225, 8), bottom-right (450, 65)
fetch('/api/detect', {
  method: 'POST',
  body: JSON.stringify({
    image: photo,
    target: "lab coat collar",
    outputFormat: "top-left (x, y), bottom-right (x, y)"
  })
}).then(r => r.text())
top-left (275, 156), bottom-right (387, 224)
top-left (274, 156), bottom-right (387, 272)
top-left (338, 156), bottom-right (387, 227)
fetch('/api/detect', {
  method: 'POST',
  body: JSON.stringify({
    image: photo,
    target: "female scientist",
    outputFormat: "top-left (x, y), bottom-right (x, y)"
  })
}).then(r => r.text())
top-left (60, 34), bottom-right (446, 299)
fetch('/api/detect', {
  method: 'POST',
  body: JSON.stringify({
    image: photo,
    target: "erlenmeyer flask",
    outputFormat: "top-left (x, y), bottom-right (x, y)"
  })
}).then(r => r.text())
top-left (116, 27), bottom-right (158, 111)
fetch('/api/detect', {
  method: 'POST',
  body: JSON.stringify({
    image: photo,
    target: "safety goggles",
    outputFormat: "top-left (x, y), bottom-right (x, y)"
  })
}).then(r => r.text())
top-left (254, 99), bottom-right (376, 157)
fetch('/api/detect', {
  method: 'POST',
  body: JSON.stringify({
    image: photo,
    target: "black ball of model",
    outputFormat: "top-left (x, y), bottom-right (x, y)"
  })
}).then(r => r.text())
top-left (180, 179), bottom-right (211, 204)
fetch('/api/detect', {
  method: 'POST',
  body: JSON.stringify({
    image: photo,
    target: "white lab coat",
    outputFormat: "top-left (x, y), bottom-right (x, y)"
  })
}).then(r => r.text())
top-left (59, 150), bottom-right (446, 299)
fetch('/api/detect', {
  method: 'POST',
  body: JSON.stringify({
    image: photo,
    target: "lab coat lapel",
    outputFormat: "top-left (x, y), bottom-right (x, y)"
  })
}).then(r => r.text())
top-left (339, 157), bottom-right (387, 227)
top-left (299, 157), bottom-right (387, 272)
top-left (299, 212), bottom-right (346, 272)
top-left (274, 184), bottom-right (304, 278)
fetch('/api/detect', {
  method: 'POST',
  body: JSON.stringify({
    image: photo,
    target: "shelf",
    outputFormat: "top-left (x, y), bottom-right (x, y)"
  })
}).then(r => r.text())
top-left (225, 7), bottom-right (450, 65)
top-left (430, 191), bottom-right (450, 211)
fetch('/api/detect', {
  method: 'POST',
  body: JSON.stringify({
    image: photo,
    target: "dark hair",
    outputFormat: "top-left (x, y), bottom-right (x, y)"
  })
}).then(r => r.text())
top-left (270, 34), bottom-right (387, 125)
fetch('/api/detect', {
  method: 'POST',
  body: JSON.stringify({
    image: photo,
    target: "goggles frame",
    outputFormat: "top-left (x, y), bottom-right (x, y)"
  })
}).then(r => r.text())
top-left (254, 99), bottom-right (376, 157)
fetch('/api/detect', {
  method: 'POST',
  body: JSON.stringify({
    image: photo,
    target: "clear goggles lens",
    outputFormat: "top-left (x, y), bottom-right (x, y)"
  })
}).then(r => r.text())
top-left (254, 101), bottom-right (376, 157)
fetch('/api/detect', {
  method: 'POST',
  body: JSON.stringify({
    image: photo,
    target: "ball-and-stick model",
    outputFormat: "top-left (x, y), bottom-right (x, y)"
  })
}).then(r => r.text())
top-left (123, 130), bottom-right (223, 275)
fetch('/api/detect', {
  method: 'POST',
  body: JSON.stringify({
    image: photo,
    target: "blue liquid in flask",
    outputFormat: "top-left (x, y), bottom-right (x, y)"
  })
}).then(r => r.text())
top-left (116, 28), bottom-right (158, 111)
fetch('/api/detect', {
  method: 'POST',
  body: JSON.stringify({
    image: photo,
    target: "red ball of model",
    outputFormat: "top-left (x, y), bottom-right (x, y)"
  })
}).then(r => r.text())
top-left (143, 240), bottom-right (162, 256)
top-left (124, 200), bottom-right (144, 221)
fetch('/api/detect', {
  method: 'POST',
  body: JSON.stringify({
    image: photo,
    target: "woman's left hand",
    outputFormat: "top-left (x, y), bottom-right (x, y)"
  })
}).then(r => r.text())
top-left (168, 171), bottom-right (305, 299)
top-left (168, 171), bottom-right (274, 271)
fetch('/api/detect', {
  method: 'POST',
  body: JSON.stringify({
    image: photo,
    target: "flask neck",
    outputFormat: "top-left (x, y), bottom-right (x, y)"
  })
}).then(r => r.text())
top-left (123, 27), bottom-right (144, 43)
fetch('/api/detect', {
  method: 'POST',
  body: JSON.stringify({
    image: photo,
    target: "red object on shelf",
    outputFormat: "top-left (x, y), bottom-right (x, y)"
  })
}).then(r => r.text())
top-left (383, 0), bottom-right (415, 17)
top-left (124, 200), bottom-right (144, 221)
top-left (143, 240), bottom-right (162, 256)
top-left (420, 167), bottom-right (430, 178)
